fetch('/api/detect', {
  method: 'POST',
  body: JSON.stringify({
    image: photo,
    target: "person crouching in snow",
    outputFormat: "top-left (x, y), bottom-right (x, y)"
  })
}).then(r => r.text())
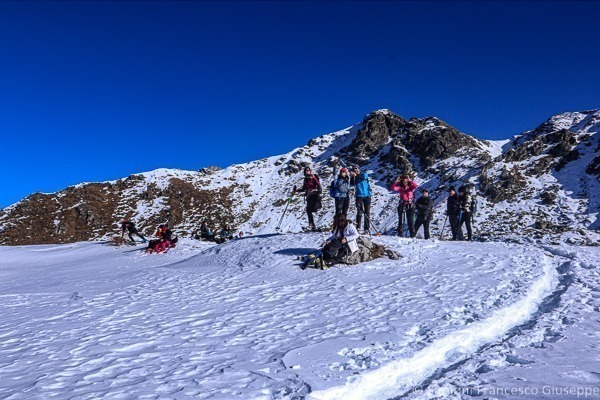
top-left (322, 213), bottom-right (360, 266)
top-left (157, 225), bottom-right (173, 252)
top-left (148, 225), bottom-right (172, 253)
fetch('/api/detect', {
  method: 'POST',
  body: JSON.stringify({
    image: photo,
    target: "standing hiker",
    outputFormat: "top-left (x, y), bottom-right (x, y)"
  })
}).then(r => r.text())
top-left (414, 189), bottom-right (433, 239)
top-left (390, 174), bottom-right (418, 237)
top-left (457, 185), bottom-right (473, 241)
top-left (332, 167), bottom-right (351, 216)
top-left (447, 186), bottom-right (462, 240)
top-left (121, 219), bottom-right (146, 243)
top-left (350, 165), bottom-right (372, 234)
top-left (295, 166), bottom-right (322, 231)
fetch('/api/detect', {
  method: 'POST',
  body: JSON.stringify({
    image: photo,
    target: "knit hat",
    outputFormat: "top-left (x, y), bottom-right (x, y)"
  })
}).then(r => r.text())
top-left (448, 186), bottom-right (456, 192)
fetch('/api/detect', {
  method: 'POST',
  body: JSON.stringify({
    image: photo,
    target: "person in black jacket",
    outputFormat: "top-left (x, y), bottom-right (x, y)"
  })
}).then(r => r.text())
top-left (447, 187), bottom-right (463, 240)
top-left (121, 219), bottom-right (146, 243)
top-left (414, 189), bottom-right (433, 239)
top-left (199, 220), bottom-right (215, 241)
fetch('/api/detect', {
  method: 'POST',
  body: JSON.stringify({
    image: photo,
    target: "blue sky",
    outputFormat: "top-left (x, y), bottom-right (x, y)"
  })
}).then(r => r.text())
top-left (1, 1), bottom-right (599, 207)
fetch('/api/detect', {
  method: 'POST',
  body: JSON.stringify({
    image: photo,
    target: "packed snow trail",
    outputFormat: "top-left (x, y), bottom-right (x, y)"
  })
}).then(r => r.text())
top-left (0, 235), bottom-right (585, 399)
top-left (309, 254), bottom-right (558, 400)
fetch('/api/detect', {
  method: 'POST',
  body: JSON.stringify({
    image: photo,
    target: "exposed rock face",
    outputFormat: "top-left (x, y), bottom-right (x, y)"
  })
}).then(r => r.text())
top-left (344, 110), bottom-right (407, 163)
top-left (0, 173), bottom-right (234, 246)
top-left (345, 111), bottom-right (488, 176)
top-left (479, 165), bottom-right (528, 203)
top-left (402, 117), bottom-right (486, 169)
top-left (586, 156), bottom-right (600, 177)
top-left (0, 184), bottom-right (119, 245)
top-left (540, 189), bottom-right (558, 205)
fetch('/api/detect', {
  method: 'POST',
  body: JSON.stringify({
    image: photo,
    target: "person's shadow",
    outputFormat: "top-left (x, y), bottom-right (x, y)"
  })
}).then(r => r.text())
top-left (274, 247), bottom-right (317, 256)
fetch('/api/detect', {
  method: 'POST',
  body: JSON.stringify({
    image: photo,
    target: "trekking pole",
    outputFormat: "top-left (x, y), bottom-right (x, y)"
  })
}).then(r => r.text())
top-left (367, 215), bottom-right (381, 237)
top-left (439, 215), bottom-right (448, 240)
top-left (454, 210), bottom-right (462, 240)
top-left (276, 191), bottom-right (295, 231)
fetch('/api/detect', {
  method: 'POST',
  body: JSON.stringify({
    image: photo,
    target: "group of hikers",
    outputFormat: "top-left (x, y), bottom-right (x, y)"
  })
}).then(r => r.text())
top-left (198, 221), bottom-right (242, 243)
top-left (119, 164), bottom-right (475, 262)
top-left (120, 219), bottom-right (177, 253)
top-left (120, 218), bottom-right (241, 253)
top-left (294, 164), bottom-right (476, 267)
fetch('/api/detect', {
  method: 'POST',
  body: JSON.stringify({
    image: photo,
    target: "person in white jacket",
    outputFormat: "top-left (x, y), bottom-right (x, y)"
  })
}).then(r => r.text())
top-left (324, 213), bottom-right (360, 263)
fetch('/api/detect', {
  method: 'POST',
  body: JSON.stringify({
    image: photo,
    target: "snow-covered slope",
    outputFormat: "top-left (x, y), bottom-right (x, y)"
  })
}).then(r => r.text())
top-left (0, 109), bottom-right (598, 246)
top-left (1, 237), bottom-right (598, 399)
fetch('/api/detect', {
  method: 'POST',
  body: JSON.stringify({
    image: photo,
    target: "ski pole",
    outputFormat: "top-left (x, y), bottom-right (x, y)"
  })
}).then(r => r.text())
top-left (367, 215), bottom-right (381, 236)
top-left (276, 191), bottom-right (295, 230)
top-left (439, 215), bottom-right (448, 240)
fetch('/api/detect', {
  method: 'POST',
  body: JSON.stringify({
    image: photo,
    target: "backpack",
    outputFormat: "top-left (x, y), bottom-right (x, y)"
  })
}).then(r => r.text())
top-left (329, 180), bottom-right (336, 198)
top-left (470, 194), bottom-right (478, 216)
top-left (301, 251), bottom-right (324, 270)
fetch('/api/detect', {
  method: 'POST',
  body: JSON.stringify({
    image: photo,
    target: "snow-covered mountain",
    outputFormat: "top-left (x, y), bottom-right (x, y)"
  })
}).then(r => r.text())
top-left (1, 109), bottom-right (598, 246)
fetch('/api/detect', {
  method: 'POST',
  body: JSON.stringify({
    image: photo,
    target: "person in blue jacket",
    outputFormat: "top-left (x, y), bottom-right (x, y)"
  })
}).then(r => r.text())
top-left (350, 165), bottom-right (372, 233)
top-left (332, 167), bottom-right (351, 216)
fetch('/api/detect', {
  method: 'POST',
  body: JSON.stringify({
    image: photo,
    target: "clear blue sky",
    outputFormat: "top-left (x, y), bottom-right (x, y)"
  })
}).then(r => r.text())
top-left (1, 1), bottom-right (599, 207)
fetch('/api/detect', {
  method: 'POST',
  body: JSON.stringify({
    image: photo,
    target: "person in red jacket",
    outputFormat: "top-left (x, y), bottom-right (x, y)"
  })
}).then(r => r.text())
top-left (390, 174), bottom-right (419, 237)
top-left (295, 166), bottom-right (322, 231)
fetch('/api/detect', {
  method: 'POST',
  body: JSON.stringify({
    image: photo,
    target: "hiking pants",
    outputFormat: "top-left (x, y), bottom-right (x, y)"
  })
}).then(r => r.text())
top-left (306, 192), bottom-right (320, 227)
top-left (414, 216), bottom-right (431, 239)
top-left (449, 214), bottom-right (462, 240)
top-left (128, 229), bottom-right (146, 242)
top-left (397, 204), bottom-right (415, 237)
top-left (459, 211), bottom-right (472, 241)
top-left (355, 196), bottom-right (372, 231)
top-left (335, 197), bottom-right (350, 217)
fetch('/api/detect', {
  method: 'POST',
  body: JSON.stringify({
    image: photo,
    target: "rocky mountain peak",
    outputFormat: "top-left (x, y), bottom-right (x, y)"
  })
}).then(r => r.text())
top-left (342, 109), bottom-right (407, 164)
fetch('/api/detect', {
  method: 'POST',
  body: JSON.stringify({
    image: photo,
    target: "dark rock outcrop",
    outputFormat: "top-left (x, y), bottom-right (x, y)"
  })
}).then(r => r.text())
top-left (585, 156), bottom-right (600, 177)
top-left (480, 166), bottom-right (528, 203)
top-left (344, 110), bottom-right (407, 163)
top-left (0, 177), bottom-right (234, 246)
top-left (402, 117), bottom-right (484, 169)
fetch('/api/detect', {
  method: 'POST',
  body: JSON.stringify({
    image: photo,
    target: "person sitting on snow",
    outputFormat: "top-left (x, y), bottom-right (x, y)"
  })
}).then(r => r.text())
top-left (322, 213), bottom-right (360, 266)
top-left (154, 225), bottom-right (174, 253)
top-left (214, 223), bottom-right (235, 244)
top-left (146, 224), bottom-right (172, 253)
top-left (199, 220), bottom-right (215, 241)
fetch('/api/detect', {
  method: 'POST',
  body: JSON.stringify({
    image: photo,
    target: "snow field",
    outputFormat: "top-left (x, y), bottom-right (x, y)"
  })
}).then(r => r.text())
top-left (0, 235), bottom-right (588, 399)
